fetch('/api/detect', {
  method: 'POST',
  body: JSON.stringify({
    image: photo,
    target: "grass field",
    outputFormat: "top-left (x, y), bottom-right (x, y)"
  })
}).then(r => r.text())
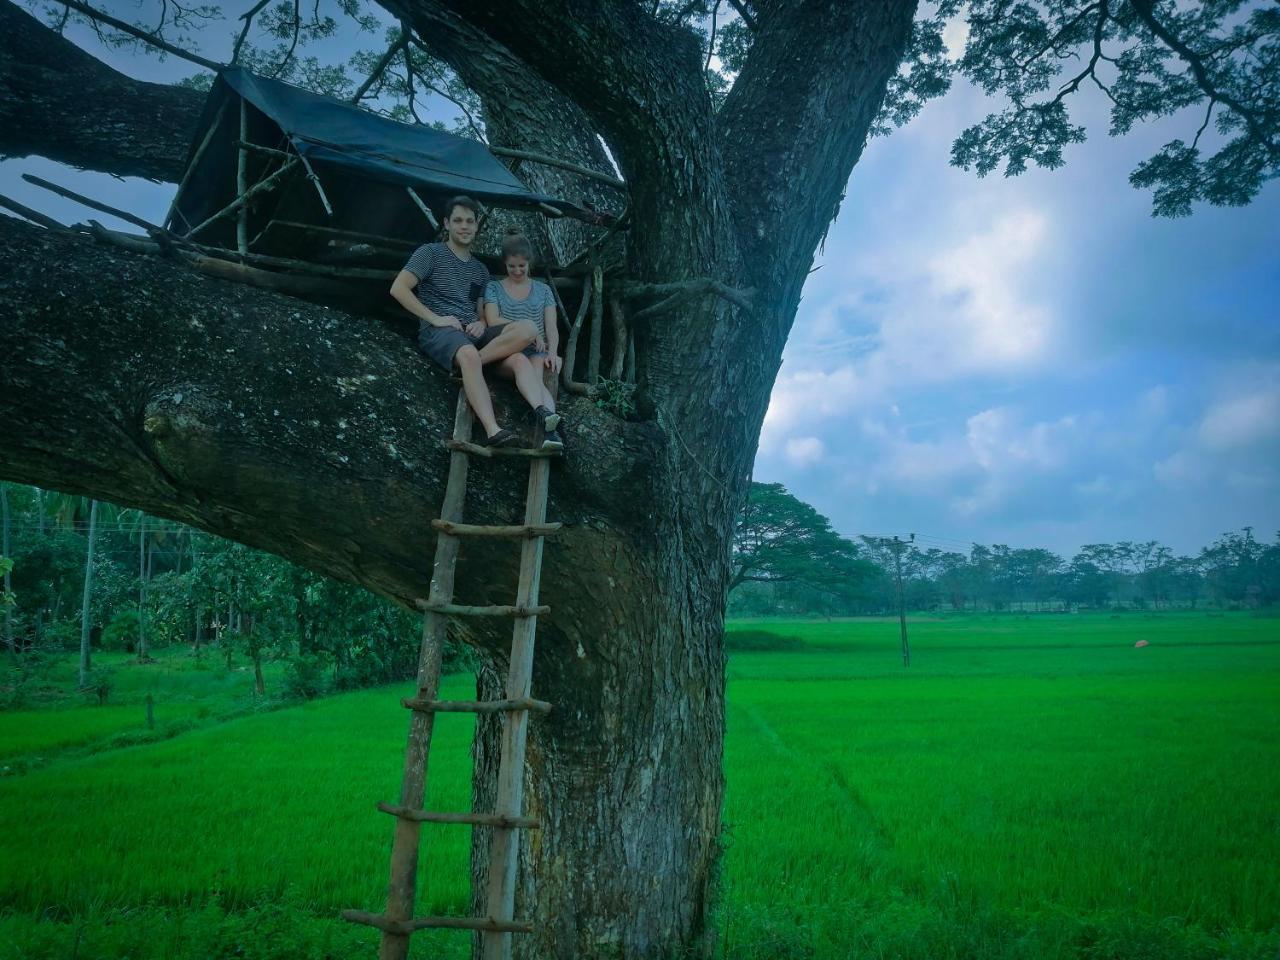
top-left (1, 611), bottom-right (1277, 959)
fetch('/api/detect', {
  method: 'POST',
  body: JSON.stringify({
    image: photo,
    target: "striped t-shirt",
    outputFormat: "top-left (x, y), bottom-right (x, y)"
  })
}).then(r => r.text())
top-left (483, 279), bottom-right (555, 339)
top-left (403, 243), bottom-right (490, 324)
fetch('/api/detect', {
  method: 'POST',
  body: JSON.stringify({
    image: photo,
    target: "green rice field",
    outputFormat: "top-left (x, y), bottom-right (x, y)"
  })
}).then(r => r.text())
top-left (1, 611), bottom-right (1277, 959)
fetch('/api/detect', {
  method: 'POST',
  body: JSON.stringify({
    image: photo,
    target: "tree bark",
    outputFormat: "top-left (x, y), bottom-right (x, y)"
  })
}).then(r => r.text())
top-left (0, 0), bottom-right (203, 181)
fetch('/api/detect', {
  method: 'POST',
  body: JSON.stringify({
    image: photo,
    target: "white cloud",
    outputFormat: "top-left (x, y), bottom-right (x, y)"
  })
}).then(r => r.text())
top-left (1196, 387), bottom-right (1280, 450)
top-left (784, 436), bottom-right (826, 467)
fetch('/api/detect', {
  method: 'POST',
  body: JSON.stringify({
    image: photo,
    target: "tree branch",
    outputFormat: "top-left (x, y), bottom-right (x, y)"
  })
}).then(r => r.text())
top-left (0, 215), bottom-right (655, 603)
top-left (232, 0), bottom-right (272, 65)
top-left (1129, 0), bottom-right (1279, 160)
top-left (349, 24), bottom-right (408, 102)
top-left (55, 0), bottom-right (223, 71)
top-left (0, 0), bottom-right (204, 182)
top-left (725, 0), bottom-right (755, 32)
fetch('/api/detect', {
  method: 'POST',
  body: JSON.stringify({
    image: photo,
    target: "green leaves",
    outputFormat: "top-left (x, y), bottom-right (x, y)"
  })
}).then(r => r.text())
top-left (945, 0), bottom-right (1280, 216)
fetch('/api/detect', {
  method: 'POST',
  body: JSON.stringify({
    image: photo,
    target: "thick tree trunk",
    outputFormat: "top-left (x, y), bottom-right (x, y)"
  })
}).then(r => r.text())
top-left (0, 1), bottom-right (203, 181)
top-left (78, 498), bottom-right (97, 688)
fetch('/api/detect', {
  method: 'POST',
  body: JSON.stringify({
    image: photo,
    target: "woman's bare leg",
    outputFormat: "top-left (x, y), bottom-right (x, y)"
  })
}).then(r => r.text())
top-left (498, 354), bottom-right (549, 411)
top-left (477, 320), bottom-right (537, 365)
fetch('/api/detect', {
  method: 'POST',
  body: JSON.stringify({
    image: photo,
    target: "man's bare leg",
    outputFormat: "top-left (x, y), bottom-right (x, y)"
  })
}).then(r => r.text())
top-left (456, 345), bottom-right (501, 437)
top-left (477, 320), bottom-right (537, 365)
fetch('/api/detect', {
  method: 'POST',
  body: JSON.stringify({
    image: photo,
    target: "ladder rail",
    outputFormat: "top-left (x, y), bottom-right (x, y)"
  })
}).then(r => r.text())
top-left (378, 389), bottom-right (474, 960)
top-left (481, 453), bottom-right (552, 960)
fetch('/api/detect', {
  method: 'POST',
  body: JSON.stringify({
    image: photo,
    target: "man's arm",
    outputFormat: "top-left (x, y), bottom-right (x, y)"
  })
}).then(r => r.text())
top-left (389, 271), bottom-right (463, 329)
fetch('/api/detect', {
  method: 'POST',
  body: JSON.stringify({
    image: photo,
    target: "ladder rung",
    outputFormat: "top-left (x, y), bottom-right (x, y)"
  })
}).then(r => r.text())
top-left (432, 519), bottom-right (562, 538)
top-left (402, 696), bottom-right (553, 715)
top-left (341, 909), bottom-right (533, 935)
top-left (416, 600), bottom-right (549, 617)
top-left (444, 439), bottom-right (561, 458)
top-left (376, 802), bottom-right (540, 829)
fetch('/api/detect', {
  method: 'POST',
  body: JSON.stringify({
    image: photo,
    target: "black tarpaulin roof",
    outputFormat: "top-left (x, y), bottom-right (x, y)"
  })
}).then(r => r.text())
top-left (172, 66), bottom-right (579, 236)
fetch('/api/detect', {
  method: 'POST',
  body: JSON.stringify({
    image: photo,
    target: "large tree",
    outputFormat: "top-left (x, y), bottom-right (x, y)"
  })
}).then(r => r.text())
top-left (1, 1), bottom-right (1276, 956)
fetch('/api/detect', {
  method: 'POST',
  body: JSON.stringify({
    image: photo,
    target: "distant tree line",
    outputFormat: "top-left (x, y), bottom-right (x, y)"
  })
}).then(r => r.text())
top-left (0, 482), bottom-right (466, 702)
top-left (730, 483), bottom-right (1280, 617)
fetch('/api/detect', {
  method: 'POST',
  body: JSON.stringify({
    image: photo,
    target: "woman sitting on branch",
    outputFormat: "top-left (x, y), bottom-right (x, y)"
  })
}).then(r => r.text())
top-left (483, 228), bottom-right (565, 451)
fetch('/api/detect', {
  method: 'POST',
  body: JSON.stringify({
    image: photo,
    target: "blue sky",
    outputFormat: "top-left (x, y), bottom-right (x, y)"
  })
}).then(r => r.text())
top-left (2, 4), bottom-right (1277, 558)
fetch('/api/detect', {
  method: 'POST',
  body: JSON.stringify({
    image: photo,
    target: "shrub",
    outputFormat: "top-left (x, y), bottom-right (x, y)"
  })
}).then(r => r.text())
top-left (102, 608), bottom-right (140, 652)
top-left (282, 655), bottom-right (329, 700)
top-left (80, 667), bottom-right (113, 705)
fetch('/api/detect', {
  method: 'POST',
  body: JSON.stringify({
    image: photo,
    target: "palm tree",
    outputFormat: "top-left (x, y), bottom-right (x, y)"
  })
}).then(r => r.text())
top-left (78, 499), bottom-right (98, 688)
top-left (1, 482), bottom-right (13, 658)
top-left (41, 492), bottom-right (113, 686)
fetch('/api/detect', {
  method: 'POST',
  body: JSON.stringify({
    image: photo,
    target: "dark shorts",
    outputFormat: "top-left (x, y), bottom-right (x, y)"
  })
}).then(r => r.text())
top-left (418, 321), bottom-right (539, 370)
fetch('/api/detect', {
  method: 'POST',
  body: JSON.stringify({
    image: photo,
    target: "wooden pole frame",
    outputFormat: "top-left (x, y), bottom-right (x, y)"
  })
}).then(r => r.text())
top-left (236, 99), bottom-right (250, 254)
top-left (164, 101), bottom-right (228, 231)
top-left (406, 187), bottom-right (439, 231)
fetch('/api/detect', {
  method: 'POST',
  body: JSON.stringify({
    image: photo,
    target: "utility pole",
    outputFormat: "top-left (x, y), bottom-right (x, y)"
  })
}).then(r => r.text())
top-left (890, 534), bottom-right (915, 668)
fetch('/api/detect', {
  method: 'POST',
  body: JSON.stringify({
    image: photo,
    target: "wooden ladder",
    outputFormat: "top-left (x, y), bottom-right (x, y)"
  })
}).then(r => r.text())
top-left (342, 388), bottom-right (560, 960)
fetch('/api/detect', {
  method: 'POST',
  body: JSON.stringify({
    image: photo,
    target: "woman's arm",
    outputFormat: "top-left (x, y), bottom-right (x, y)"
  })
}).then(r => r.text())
top-left (542, 300), bottom-right (562, 372)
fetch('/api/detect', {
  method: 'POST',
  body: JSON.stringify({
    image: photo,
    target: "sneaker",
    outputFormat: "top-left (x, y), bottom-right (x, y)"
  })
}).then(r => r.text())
top-left (540, 428), bottom-right (565, 451)
top-left (534, 405), bottom-right (561, 433)
top-left (483, 428), bottom-right (521, 448)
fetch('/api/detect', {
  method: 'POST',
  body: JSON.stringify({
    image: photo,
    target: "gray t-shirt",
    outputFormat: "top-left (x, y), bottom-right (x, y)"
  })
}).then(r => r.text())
top-left (483, 279), bottom-right (555, 339)
top-left (403, 242), bottom-right (490, 325)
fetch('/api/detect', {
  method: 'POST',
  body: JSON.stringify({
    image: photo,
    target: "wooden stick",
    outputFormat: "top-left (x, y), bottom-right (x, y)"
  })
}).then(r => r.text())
top-left (86, 222), bottom-right (158, 254)
top-left (621, 277), bottom-right (756, 313)
top-left (537, 202), bottom-right (564, 218)
top-left (21, 174), bottom-right (161, 233)
top-left (234, 140), bottom-right (292, 162)
top-left (236, 101), bottom-right (249, 254)
top-left (406, 187), bottom-right (439, 230)
top-left (608, 291), bottom-right (627, 381)
top-left (342, 910), bottom-right (533, 936)
top-left (402, 696), bottom-right (552, 715)
top-left (183, 253), bottom-right (359, 299)
top-left (187, 244), bottom-right (394, 280)
top-left (166, 102), bottom-right (227, 230)
top-left (414, 602), bottom-right (550, 618)
top-left (0, 193), bottom-right (69, 231)
top-left (375, 803), bottom-right (541, 829)
top-left (562, 273), bottom-right (595, 395)
top-left (587, 265), bottom-right (604, 385)
top-left (183, 159), bottom-right (299, 239)
top-left (295, 150), bottom-right (334, 218)
top-left (489, 146), bottom-right (627, 190)
top-left (432, 520), bottom-right (562, 538)
top-left (258, 219), bottom-right (416, 250)
top-left (443, 440), bottom-right (560, 458)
